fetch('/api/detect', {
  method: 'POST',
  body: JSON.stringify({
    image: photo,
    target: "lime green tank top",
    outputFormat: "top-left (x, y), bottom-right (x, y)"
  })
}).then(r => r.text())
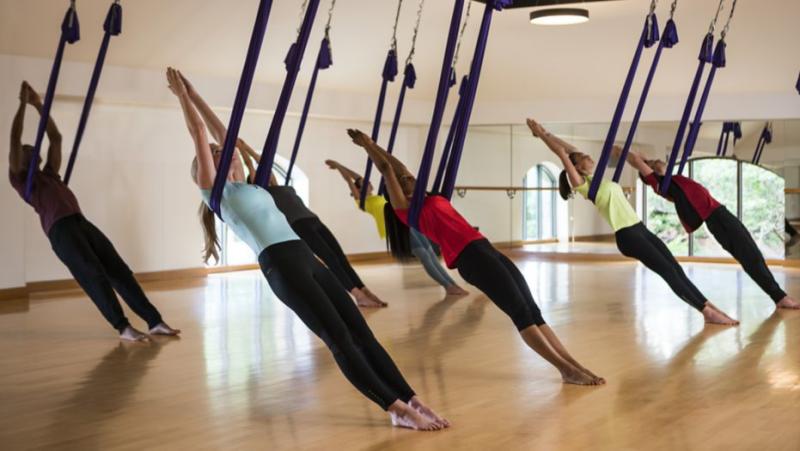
top-left (574, 176), bottom-right (640, 232)
top-left (359, 195), bottom-right (387, 239)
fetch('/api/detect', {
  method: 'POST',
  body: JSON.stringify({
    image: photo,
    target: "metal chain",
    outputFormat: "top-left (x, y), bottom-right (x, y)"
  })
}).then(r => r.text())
top-left (708, 0), bottom-right (725, 35)
top-left (68, 0), bottom-right (77, 27)
top-left (405, 0), bottom-right (425, 66)
top-left (720, 0), bottom-right (737, 40)
top-left (669, 0), bottom-right (678, 19)
top-left (646, 0), bottom-right (659, 40)
top-left (324, 0), bottom-right (337, 39)
top-left (296, 0), bottom-right (310, 37)
top-left (390, 0), bottom-right (404, 52)
top-left (451, 0), bottom-right (473, 69)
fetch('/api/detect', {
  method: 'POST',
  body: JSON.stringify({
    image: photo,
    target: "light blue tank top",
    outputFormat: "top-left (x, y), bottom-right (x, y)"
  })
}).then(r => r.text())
top-left (200, 183), bottom-right (300, 255)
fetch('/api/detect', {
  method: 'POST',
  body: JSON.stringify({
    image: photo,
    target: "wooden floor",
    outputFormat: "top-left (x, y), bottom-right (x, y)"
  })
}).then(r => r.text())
top-left (1, 255), bottom-right (799, 450)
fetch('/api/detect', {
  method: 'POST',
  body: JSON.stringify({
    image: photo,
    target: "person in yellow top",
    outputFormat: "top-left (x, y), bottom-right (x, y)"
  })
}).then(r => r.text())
top-left (526, 118), bottom-right (738, 326)
top-left (327, 160), bottom-right (468, 296)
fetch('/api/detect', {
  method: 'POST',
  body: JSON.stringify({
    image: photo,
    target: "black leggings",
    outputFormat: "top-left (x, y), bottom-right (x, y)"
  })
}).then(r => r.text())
top-left (259, 241), bottom-right (414, 410)
top-left (48, 214), bottom-right (163, 331)
top-left (455, 239), bottom-right (545, 330)
top-left (707, 206), bottom-right (786, 302)
top-left (291, 218), bottom-right (364, 292)
top-left (615, 222), bottom-right (707, 311)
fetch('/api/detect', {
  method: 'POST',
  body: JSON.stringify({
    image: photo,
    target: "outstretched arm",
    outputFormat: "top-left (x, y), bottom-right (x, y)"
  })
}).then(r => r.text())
top-left (326, 159), bottom-right (363, 198)
top-left (615, 146), bottom-right (653, 177)
top-left (25, 84), bottom-right (62, 173)
top-left (527, 118), bottom-right (583, 188)
top-left (181, 72), bottom-right (228, 145)
top-left (9, 83), bottom-right (28, 174)
top-left (347, 129), bottom-right (409, 209)
top-left (168, 68), bottom-right (215, 189)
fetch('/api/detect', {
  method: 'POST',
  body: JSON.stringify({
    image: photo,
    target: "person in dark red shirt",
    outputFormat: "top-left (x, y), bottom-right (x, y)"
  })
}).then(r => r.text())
top-left (9, 82), bottom-right (181, 340)
top-left (347, 128), bottom-right (604, 386)
top-left (619, 148), bottom-right (799, 310)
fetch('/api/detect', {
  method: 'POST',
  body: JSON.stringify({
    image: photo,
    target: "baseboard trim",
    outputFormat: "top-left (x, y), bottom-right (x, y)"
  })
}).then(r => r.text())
top-left (6, 242), bottom-right (796, 302)
top-left (0, 251), bottom-right (395, 302)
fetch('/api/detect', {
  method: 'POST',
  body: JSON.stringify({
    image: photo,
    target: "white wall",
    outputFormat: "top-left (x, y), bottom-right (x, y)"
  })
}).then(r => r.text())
top-left (3, 52), bottom-right (798, 289)
top-left (0, 54), bottom-right (429, 288)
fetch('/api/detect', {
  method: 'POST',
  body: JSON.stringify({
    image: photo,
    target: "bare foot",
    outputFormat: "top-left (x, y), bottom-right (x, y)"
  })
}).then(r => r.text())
top-left (352, 289), bottom-right (387, 308)
top-left (362, 287), bottom-right (389, 307)
top-left (409, 396), bottom-right (450, 428)
top-left (445, 284), bottom-right (469, 297)
top-left (561, 366), bottom-right (600, 386)
top-left (149, 322), bottom-right (181, 336)
top-left (776, 296), bottom-right (800, 310)
top-left (388, 401), bottom-right (441, 431)
top-left (577, 367), bottom-right (606, 385)
top-left (120, 326), bottom-right (149, 342)
top-left (702, 305), bottom-right (739, 325)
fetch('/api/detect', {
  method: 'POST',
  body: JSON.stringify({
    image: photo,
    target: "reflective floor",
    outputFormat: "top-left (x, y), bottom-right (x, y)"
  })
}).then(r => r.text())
top-left (1, 257), bottom-right (799, 450)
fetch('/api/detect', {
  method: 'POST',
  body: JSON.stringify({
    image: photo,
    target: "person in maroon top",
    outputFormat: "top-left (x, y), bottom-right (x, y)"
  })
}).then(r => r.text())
top-left (619, 147), bottom-right (799, 310)
top-left (9, 81), bottom-right (181, 341)
top-left (347, 128), bottom-right (605, 386)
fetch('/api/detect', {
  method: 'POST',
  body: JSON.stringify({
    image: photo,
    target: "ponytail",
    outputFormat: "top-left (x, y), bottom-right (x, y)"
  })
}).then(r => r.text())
top-left (558, 170), bottom-right (573, 200)
top-left (199, 202), bottom-right (220, 264)
top-left (383, 201), bottom-right (414, 261)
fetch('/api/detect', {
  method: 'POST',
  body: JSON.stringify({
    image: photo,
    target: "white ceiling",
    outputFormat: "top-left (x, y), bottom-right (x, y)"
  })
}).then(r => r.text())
top-left (1, 0), bottom-right (799, 102)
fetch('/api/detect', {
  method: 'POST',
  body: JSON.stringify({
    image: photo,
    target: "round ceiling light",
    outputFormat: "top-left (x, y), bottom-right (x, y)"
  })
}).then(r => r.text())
top-left (530, 8), bottom-right (590, 26)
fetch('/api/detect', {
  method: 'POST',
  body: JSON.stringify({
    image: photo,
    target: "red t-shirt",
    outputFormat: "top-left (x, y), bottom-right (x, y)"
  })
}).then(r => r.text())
top-left (9, 166), bottom-right (82, 235)
top-left (394, 195), bottom-right (484, 268)
top-left (642, 173), bottom-right (721, 233)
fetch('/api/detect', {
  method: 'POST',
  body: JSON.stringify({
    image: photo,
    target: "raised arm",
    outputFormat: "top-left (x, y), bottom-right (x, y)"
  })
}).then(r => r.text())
top-left (326, 159), bottom-right (363, 198)
top-left (25, 84), bottom-right (62, 173)
top-left (168, 68), bottom-right (215, 189)
top-left (9, 83), bottom-right (28, 174)
top-left (616, 146), bottom-right (653, 177)
top-left (347, 129), bottom-right (409, 209)
top-left (527, 118), bottom-right (583, 188)
top-left (180, 72), bottom-right (228, 145)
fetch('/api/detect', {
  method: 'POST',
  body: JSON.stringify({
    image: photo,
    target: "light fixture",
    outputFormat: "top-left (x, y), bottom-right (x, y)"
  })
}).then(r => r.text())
top-left (530, 8), bottom-right (590, 26)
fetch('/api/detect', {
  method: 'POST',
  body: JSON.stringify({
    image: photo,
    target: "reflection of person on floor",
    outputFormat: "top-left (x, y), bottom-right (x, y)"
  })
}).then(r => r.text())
top-left (45, 340), bottom-right (168, 448)
top-left (619, 147), bottom-right (800, 310)
top-left (8, 82), bottom-right (180, 341)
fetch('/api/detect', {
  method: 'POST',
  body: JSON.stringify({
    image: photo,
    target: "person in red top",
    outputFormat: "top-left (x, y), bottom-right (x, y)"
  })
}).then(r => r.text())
top-left (347, 128), bottom-right (604, 386)
top-left (619, 148), bottom-right (799, 310)
top-left (9, 81), bottom-right (181, 341)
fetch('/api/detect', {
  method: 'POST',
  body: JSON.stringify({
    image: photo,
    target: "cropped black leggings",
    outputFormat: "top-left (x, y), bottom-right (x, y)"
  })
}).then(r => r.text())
top-left (259, 240), bottom-right (414, 410)
top-left (48, 214), bottom-right (163, 331)
top-left (455, 239), bottom-right (545, 330)
top-left (707, 206), bottom-right (786, 302)
top-left (615, 222), bottom-right (707, 311)
top-left (291, 218), bottom-right (365, 292)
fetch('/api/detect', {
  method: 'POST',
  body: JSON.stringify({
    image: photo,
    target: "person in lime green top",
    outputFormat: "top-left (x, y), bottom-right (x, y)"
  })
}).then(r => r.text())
top-left (527, 118), bottom-right (739, 326)
top-left (327, 160), bottom-right (468, 296)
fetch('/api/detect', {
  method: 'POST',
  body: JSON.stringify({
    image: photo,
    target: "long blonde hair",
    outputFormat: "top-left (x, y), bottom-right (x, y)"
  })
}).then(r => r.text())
top-left (192, 157), bottom-right (220, 263)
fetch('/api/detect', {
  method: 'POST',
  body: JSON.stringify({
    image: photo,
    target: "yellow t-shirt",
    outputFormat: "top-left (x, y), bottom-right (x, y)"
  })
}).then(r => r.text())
top-left (361, 195), bottom-right (388, 239)
top-left (574, 176), bottom-right (640, 232)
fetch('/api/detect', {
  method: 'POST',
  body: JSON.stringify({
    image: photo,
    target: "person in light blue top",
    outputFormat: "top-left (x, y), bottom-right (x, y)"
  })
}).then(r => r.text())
top-left (199, 182), bottom-right (299, 255)
top-left (168, 68), bottom-right (447, 431)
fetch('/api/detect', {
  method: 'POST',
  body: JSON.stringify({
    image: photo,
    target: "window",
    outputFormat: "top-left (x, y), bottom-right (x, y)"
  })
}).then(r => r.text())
top-left (523, 164), bottom-right (557, 241)
top-left (641, 157), bottom-right (784, 258)
top-left (214, 163), bottom-right (308, 267)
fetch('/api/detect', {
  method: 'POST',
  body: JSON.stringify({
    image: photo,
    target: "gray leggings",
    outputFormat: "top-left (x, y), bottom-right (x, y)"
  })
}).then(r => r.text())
top-left (409, 228), bottom-right (457, 288)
